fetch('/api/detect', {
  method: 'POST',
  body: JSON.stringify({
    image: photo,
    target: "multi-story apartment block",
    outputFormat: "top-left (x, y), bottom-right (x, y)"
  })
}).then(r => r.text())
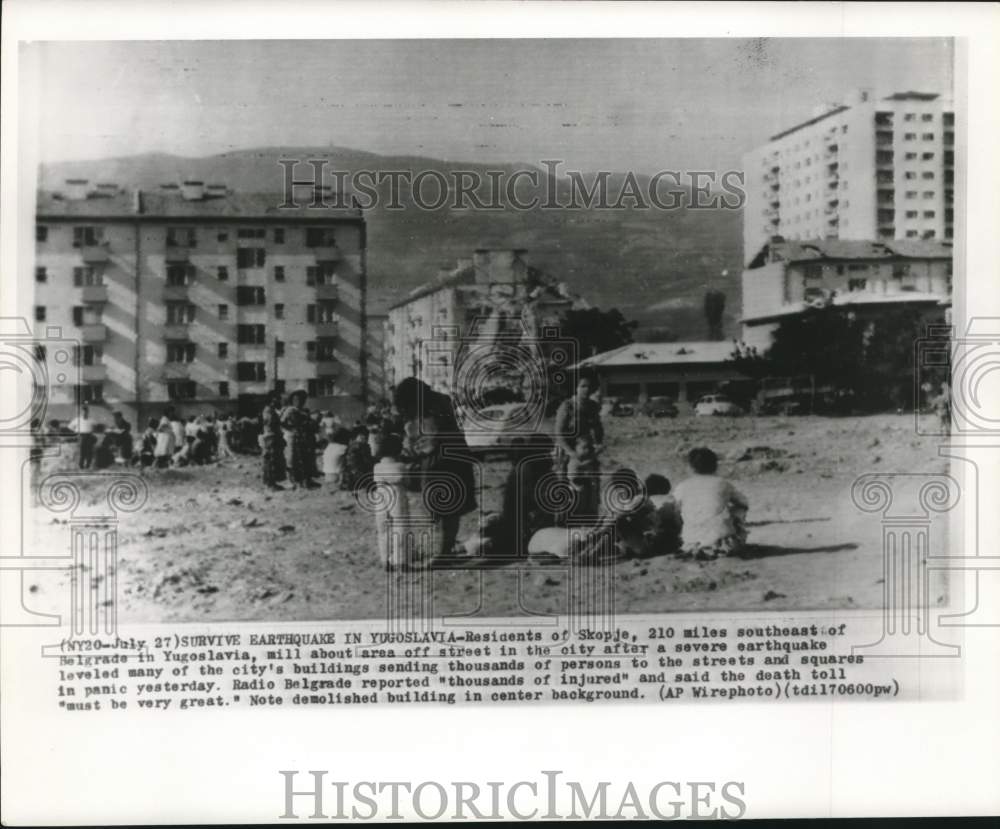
top-left (385, 249), bottom-right (585, 397)
top-left (740, 237), bottom-right (952, 350)
top-left (33, 179), bottom-right (367, 423)
top-left (743, 89), bottom-right (955, 261)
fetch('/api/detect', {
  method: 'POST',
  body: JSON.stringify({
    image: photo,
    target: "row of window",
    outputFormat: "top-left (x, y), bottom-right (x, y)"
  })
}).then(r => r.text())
top-left (36, 225), bottom-right (339, 248)
top-left (165, 377), bottom-right (338, 400)
top-left (164, 300), bottom-right (339, 322)
top-left (168, 338), bottom-right (338, 361)
top-left (166, 263), bottom-right (338, 285)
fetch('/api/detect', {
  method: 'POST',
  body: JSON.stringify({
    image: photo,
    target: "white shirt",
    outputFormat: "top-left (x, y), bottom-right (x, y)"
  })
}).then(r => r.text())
top-left (68, 416), bottom-right (94, 434)
top-left (672, 475), bottom-right (748, 547)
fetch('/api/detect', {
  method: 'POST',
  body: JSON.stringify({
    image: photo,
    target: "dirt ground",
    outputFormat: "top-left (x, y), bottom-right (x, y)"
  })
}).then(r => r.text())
top-left (22, 413), bottom-right (951, 623)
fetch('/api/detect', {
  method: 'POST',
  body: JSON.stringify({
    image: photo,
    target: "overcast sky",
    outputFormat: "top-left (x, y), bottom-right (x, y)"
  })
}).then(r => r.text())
top-left (21, 38), bottom-right (953, 173)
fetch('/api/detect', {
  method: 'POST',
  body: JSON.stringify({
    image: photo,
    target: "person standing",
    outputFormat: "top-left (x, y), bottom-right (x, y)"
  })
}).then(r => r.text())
top-left (68, 404), bottom-right (96, 469)
top-left (392, 377), bottom-right (477, 562)
top-left (552, 368), bottom-right (605, 520)
top-left (260, 391), bottom-right (287, 491)
top-left (280, 390), bottom-right (317, 489)
top-left (111, 411), bottom-right (133, 464)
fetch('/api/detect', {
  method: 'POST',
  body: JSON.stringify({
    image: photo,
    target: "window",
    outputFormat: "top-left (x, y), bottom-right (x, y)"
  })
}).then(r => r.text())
top-left (35, 267), bottom-right (47, 283)
top-left (166, 227), bottom-right (196, 248)
top-left (73, 266), bottom-right (102, 286)
top-left (236, 324), bottom-right (266, 345)
top-left (166, 265), bottom-right (193, 286)
top-left (904, 171), bottom-right (917, 180)
top-left (315, 301), bottom-right (337, 323)
top-left (315, 338), bottom-right (337, 360)
top-left (218, 382), bottom-right (230, 398)
top-left (236, 286), bottom-right (266, 306)
top-left (73, 345), bottom-right (102, 367)
top-left (922, 152), bottom-right (935, 161)
top-left (274, 228), bottom-right (285, 244)
top-left (236, 362), bottom-right (266, 382)
top-left (275, 340), bottom-right (285, 358)
top-left (904, 152), bottom-right (917, 160)
top-left (305, 341), bottom-right (316, 359)
top-left (903, 113), bottom-right (915, 122)
top-left (923, 230), bottom-right (936, 239)
top-left (77, 383), bottom-right (104, 404)
top-left (922, 133), bottom-right (934, 141)
top-left (274, 379), bottom-right (286, 395)
top-left (307, 304), bottom-right (316, 323)
top-left (236, 247), bottom-right (266, 268)
top-left (72, 306), bottom-right (84, 326)
top-left (922, 171), bottom-right (935, 180)
top-left (218, 342), bottom-right (228, 359)
top-left (72, 226), bottom-right (103, 247)
top-left (166, 342), bottom-right (196, 363)
top-left (305, 227), bottom-right (337, 247)
top-left (944, 112), bottom-right (954, 126)
top-left (167, 381), bottom-right (197, 400)
top-left (306, 265), bottom-right (337, 286)
top-left (237, 228), bottom-right (266, 239)
top-left (847, 278), bottom-right (868, 292)
top-left (217, 266), bottom-right (229, 281)
top-left (36, 225), bottom-right (48, 243)
top-left (906, 210), bottom-right (918, 219)
top-left (218, 304), bottom-right (229, 321)
top-left (923, 191), bottom-right (935, 199)
top-left (274, 303), bottom-right (285, 320)
top-left (308, 378), bottom-right (337, 397)
top-left (906, 230), bottom-right (919, 238)
top-left (906, 191), bottom-right (917, 199)
top-left (921, 113), bottom-right (933, 122)
top-left (924, 210), bottom-right (936, 219)
top-left (217, 232), bottom-right (229, 242)
top-left (904, 133), bottom-right (916, 141)
top-left (274, 266), bottom-right (285, 282)
top-left (166, 302), bottom-right (195, 324)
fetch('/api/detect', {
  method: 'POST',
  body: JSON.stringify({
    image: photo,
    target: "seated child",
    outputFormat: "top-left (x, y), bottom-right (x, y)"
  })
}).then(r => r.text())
top-left (671, 447), bottom-right (749, 559)
top-left (641, 473), bottom-right (683, 556)
top-left (371, 434), bottom-right (411, 570)
top-left (323, 427), bottom-right (351, 486)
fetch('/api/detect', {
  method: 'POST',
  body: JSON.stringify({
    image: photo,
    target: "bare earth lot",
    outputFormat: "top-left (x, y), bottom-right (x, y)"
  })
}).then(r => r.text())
top-left (24, 414), bottom-right (950, 623)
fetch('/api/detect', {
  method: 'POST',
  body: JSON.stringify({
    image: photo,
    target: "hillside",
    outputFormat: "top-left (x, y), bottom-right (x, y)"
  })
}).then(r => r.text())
top-left (39, 147), bottom-right (744, 339)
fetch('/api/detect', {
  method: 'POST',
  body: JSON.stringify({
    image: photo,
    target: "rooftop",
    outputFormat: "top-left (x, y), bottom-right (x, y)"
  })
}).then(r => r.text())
top-left (742, 290), bottom-right (950, 324)
top-left (577, 341), bottom-right (738, 369)
top-left (747, 238), bottom-right (952, 268)
top-left (36, 189), bottom-right (363, 221)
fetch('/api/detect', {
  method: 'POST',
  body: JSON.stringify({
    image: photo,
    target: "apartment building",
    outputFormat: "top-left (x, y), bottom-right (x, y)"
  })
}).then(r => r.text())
top-left (740, 237), bottom-right (952, 350)
top-left (743, 90), bottom-right (956, 260)
top-left (33, 179), bottom-right (367, 423)
top-left (385, 249), bottom-right (585, 397)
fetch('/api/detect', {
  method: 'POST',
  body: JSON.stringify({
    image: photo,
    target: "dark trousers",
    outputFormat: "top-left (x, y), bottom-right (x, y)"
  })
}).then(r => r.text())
top-left (78, 433), bottom-right (96, 469)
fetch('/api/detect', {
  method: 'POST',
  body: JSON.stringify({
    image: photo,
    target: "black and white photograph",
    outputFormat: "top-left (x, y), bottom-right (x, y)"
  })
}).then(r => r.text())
top-left (2, 1), bottom-right (998, 823)
top-left (16, 37), bottom-right (957, 622)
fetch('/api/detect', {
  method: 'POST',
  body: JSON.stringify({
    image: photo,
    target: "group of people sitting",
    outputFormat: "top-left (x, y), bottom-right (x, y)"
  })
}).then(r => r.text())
top-left (361, 370), bottom-right (751, 570)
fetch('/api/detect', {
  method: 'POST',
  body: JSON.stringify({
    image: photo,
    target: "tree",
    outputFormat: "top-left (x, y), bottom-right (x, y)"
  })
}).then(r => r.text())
top-left (558, 307), bottom-right (638, 359)
top-left (704, 290), bottom-right (726, 341)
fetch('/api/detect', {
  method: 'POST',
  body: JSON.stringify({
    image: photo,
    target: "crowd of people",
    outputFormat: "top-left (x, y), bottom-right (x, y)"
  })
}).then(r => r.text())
top-left (36, 372), bottom-right (754, 571)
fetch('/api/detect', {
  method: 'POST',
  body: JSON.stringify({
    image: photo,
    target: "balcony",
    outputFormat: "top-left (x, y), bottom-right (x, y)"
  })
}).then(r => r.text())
top-left (80, 324), bottom-right (107, 343)
top-left (164, 247), bottom-right (192, 263)
top-left (80, 364), bottom-right (106, 382)
top-left (314, 322), bottom-right (339, 337)
top-left (163, 324), bottom-right (191, 340)
top-left (80, 245), bottom-right (110, 264)
top-left (315, 284), bottom-right (339, 301)
top-left (81, 285), bottom-right (108, 304)
top-left (163, 363), bottom-right (193, 380)
top-left (314, 360), bottom-right (338, 376)
top-left (310, 246), bottom-right (341, 263)
top-left (163, 284), bottom-right (190, 301)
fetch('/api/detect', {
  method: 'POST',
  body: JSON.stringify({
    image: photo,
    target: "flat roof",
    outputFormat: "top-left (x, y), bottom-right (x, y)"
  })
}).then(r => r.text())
top-left (577, 341), bottom-right (738, 369)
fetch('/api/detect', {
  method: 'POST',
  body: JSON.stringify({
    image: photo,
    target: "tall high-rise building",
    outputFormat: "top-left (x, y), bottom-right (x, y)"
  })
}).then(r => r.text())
top-left (32, 180), bottom-right (368, 422)
top-left (742, 89), bottom-right (955, 262)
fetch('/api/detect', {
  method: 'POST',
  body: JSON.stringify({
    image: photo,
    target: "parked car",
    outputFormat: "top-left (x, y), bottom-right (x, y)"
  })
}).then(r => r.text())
top-left (461, 403), bottom-right (553, 455)
top-left (641, 396), bottom-right (679, 418)
top-left (603, 397), bottom-right (636, 417)
top-left (694, 394), bottom-right (743, 416)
